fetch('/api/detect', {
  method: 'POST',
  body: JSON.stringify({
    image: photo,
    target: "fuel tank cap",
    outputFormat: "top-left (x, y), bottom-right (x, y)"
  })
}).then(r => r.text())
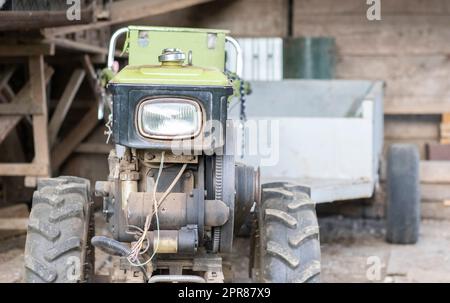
top-left (158, 48), bottom-right (186, 65)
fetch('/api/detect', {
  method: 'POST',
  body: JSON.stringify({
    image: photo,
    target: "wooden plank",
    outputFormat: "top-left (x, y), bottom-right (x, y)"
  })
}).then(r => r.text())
top-left (294, 15), bottom-right (450, 55)
top-left (420, 161), bottom-right (450, 184)
top-left (1, 84), bottom-right (15, 102)
top-left (422, 201), bottom-right (450, 220)
top-left (0, 103), bottom-right (42, 115)
top-left (385, 101), bottom-right (450, 115)
top-left (48, 69), bottom-right (86, 146)
top-left (0, 117), bottom-right (22, 144)
top-left (44, 0), bottom-right (214, 36)
top-left (82, 55), bottom-right (102, 100)
top-left (0, 66), bottom-right (54, 144)
top-left (109, 0), bottom-right (213, 24)
top-left (0, 43), bottom-right (55, 57)
top-left (0, 163), bottom-right (48, 176)
top-left (385, 116), bottom-right (439, 140)
top-left (0, 218), bottom-right (28, 231)
top-left (335, 54), bottom-right (450, 114)
top-left (140, 0), bottom-right (288, 38)
top-left (49, 38), bottom-right (108, 55)
top-left (0, 4), bottom-right (95, 31)
top-left (29, 56), bottom-right (50, 177)
top-left (422, 184), bottom-right (450, 201)
top-left (295, 0), bottom-right (450, 16)
top-left (0, 204), bottom-right (29, 218)
top-left (337, 55), bottom-right (450, 96)
top-left (52, 105), bottom-right (99, 170)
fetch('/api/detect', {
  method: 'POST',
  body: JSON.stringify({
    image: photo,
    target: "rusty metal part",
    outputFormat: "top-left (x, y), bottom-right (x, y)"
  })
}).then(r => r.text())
top-left (141, 151), bottom-right (198, 164)
top-left (126, 192), bottom-right (229, 229)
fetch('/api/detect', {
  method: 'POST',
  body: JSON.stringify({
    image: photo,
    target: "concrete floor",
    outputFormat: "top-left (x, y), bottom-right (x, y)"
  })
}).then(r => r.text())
top-left (1, 214), bottom-right (450, 283)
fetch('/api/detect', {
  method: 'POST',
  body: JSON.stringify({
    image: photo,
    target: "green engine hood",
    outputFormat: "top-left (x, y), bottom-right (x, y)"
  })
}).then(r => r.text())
top-left (110, 64), bottom-right (231, 87)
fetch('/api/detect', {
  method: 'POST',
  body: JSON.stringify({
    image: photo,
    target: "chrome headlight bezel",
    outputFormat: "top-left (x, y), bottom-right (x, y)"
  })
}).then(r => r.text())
top-left (136, 97), bottom-right (203, 140)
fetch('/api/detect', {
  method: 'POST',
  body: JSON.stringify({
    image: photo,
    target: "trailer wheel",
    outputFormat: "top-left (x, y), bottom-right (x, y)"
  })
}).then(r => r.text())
top-left (386, 144), bottom-right (420, 244)
top-left (24, 176), bottom-right (95, 283)
top-left (253, 183), bottom-right (321, 283)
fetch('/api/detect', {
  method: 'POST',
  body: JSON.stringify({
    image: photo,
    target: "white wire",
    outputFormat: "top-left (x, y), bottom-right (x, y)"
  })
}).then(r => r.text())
top-left (154, 163), bottom-right (187, 214)
top-left (127, 153), bottom-right (187, 268)
top-left (127, 152), bottom-right (165, 267)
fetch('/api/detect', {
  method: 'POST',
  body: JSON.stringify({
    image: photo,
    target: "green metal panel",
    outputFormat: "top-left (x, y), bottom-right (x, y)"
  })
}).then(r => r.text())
top-left (110, 64), bottom-right (230, 86)
top-left (283, 37), bottom-right (336, 79)
top-left (110, 26), bottom-right (232, 87)
top-left (127, 26), bottom-right (229, 71)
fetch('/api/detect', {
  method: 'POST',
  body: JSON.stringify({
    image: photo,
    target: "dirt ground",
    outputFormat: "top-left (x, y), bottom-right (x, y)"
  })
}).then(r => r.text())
top-left (1, 212), bottom-right (450, 283)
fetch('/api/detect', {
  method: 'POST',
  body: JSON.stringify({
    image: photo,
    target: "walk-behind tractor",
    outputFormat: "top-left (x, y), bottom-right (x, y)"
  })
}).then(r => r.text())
top-left (23, 26), bottom-right (321, 283)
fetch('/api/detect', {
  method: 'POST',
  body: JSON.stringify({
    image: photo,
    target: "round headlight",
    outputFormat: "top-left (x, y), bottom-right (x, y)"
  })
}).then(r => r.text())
top-left (137, 98), bottom-right (202, 139)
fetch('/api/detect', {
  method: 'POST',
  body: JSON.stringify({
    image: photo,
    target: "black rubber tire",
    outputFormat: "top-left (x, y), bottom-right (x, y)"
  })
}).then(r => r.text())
top-left (386, 144), bottom-right (421, 244)
top-left (254, 183), bottom-right (321, 283)
top-left (24, 176), bottom-right (95, 283)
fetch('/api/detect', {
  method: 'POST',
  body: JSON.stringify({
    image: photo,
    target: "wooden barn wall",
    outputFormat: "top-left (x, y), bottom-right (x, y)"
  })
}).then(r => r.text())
top-left (132, 0), bottom-right (288, 37)
top-left (294, 0), bottom-right (449, 157)
top-left (294, 0), bottom-right (450, 114)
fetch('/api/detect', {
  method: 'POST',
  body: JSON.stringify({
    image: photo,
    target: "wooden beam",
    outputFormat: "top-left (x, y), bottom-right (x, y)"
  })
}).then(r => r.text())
top-left (49, 38), bottom-right (108, 55)
top-left (0, 43), bottom-right (55, 57)
top-left (109, 0), bottom-right (213, 25)
top-left (0, 117), bottom-right (22, 144)
top-left (0, 163), bottom-right (48, 176)
top-left (48, 69), bottom-right (86, 146)
top-left (0, 66), bottom-right (54, 145)
top-left (0, 67), bottom-right (16, 91)
top-left (29, 56), bottom-right (50, 177)
top-left (385, 100), bottom-right (450, 115)
top-left (82, 55), bottom-right (101, 99)
top-left (0, 218), bottom-right (28, 231)
top-left (0, 103), bottom-right (43, 115)
top-left (1, 84), bottom-right (15, 102)
top-left (0, 4), bottom-right (95, 31)
top-left (44, 0), bottom-right (214, 36)
top-left (0, 204), bottom-right (29, 218)
top-left (52, 105), bottom-right (99, 170)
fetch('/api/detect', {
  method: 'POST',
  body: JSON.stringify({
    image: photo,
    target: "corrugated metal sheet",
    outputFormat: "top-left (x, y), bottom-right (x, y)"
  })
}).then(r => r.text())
top-left (226, 38), bottom-right (283, 81)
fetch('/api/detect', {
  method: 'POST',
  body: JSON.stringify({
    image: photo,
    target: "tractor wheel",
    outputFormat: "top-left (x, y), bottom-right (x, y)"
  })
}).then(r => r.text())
top-left (386, 144), bottom-right (421, 244)
top-left (253, 183), bottom-right (321, 283)
top-left (24, 176), bottom-right (95, 283)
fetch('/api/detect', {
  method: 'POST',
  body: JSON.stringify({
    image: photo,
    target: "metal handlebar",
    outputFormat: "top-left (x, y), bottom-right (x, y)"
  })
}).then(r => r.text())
top-left (109, 29), bottom-right (242, 78)
top-left (225, 36), bottom-right (243, 78)
top-left (107, 27), bottom-right (129, 70)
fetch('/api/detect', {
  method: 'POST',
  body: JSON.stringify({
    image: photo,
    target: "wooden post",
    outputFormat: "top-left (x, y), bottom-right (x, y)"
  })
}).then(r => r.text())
top-left (29, 55), bottom-right (50, 177)
top-left (48, 68), bottom-right (86, 146)
top-left (52, 104), bottom-right (99, 171)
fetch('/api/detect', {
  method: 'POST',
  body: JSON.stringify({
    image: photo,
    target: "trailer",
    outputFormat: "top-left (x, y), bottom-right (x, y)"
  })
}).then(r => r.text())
top-left (230, 79), bottom-right (420, 244)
